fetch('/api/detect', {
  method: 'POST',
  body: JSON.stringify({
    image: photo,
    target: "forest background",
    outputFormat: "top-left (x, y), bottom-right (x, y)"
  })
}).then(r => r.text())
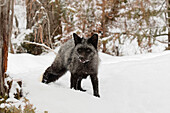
top-left (11, 0), bottom-right (169, 56)
top-left (0, 0), bottom-right (170, 112)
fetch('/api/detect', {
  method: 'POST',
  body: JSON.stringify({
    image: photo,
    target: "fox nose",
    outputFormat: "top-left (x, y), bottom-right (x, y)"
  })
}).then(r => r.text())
top-left (78, 55), bottom-right (86, 62)
top-left (78, 55), bottom-right (89, 63)
top-left (79, 56), bottom-right (85, 60)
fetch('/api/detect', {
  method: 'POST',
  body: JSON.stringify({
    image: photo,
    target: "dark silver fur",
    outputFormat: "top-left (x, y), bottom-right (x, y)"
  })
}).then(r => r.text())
top-left (42, 33), bottom-right (100, 97)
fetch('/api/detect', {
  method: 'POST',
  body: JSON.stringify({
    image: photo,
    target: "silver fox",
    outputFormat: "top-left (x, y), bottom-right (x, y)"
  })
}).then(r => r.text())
top-left (42, 33), bottom-right (100, 97)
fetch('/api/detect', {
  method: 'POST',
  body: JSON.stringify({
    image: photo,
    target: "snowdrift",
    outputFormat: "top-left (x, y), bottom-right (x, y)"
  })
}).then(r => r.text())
top-left (7, 51), bottom-right (170, 113)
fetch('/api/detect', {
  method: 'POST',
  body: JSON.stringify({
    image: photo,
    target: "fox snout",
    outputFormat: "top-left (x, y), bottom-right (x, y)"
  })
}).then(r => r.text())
top-left (78, 56), bottom-right (89, 63)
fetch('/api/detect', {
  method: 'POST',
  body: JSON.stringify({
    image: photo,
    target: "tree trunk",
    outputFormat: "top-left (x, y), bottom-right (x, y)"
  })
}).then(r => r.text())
top-left (26, 0), bottom-right (62, 52)
top-left (0, 35), bottom-right (4, 96)
top-left (168, 0), bottom-right (170, 49)
top-left (0, 0), bottom-right (14, 97)
top-left (101, 0), bottom-right (107, 53)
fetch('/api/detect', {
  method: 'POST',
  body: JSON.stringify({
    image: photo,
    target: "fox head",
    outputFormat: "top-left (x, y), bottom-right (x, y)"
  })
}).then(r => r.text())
top-left (73, 33), bottom-right (98, 64)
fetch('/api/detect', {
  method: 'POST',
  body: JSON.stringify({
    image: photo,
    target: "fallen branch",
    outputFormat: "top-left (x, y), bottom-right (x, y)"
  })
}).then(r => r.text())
top-left (156, 39), bottom-right (168, 44)
top-left (23, 41), bottom-right (57, 55)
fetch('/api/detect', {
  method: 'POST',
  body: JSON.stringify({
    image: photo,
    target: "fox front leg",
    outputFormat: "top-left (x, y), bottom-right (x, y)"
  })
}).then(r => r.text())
top-left (70, 75), bottom-right (86, 92)
top-left (90, 74), bottom-right (100, 97)
top-left (77, 77), bottom-right (86, 92)
top-left (70, 74), bottom-right (78, 90)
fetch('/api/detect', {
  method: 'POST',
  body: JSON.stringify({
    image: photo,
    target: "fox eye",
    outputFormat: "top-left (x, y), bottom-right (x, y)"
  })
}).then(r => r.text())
top-left (77, 48), bottom-right (83, 53)
top-left (86, 48), bottom-right (92, 53)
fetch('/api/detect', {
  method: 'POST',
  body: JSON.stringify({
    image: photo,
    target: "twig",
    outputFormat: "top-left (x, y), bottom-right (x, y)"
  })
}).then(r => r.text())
top-left (156, 39), bottom-right (169, 44)
top-left (23, 41), bottom-right (57, 55)
top-left (51, 26), bottom-right (59, 38)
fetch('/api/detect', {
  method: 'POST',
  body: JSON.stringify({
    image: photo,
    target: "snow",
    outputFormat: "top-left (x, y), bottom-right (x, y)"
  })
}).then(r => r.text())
top-left (7, 50), bottom-right (170, 113)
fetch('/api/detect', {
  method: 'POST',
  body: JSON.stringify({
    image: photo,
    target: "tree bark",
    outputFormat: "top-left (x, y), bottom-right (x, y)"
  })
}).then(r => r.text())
top-left (0, 35), bottom-right (4, 96)
top-left (101, 0), bottom-right (107, 53)
top-left (26, 0), bottom-right (62, 50)
top-left (0, 0), bottom-right (14, 97)
top-left (168, 0), bottom-right (170, 49)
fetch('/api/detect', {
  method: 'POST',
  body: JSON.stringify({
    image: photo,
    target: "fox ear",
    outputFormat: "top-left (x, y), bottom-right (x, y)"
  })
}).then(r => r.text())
top-left (88, 34), bottom-right (98, 49)
top-left (73, 33), bottom-right (82, 45)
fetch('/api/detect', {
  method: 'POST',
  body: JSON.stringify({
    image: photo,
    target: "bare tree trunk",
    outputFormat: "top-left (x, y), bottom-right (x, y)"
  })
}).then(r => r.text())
top-left (168, 0), bottom-right (170, 49)
top-left (0, 36), bottom-right (4, 96)
top-left (51, 0), bottom-right (62, 41)
top-left (9, 0), bottom-right (14, 54)
top-left (0, 0), bottom-right (14, 97)
top-left (0, 0), bottom-right (2, 95)
top-left (25, 0), bottom-right (62, 54)
top-left (101, 0), bottom-right (106, 53)
top-left (101, 0), bottom-right (106, 37)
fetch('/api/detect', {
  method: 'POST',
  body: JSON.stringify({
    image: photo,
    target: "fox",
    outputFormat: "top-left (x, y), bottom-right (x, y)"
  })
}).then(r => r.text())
top-left (42, 33), bottom-right (100, 97)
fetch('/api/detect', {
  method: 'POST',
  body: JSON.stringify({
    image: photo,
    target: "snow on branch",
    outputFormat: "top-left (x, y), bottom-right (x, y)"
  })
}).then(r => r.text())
top-left (156, 39), bottom-right (169, 44)
top-left (23, 41), bottom-right (57, 55)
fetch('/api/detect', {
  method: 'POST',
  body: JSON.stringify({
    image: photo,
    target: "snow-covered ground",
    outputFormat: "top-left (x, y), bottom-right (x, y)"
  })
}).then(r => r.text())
top-left (7, 50), bottom-right (170, 113)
